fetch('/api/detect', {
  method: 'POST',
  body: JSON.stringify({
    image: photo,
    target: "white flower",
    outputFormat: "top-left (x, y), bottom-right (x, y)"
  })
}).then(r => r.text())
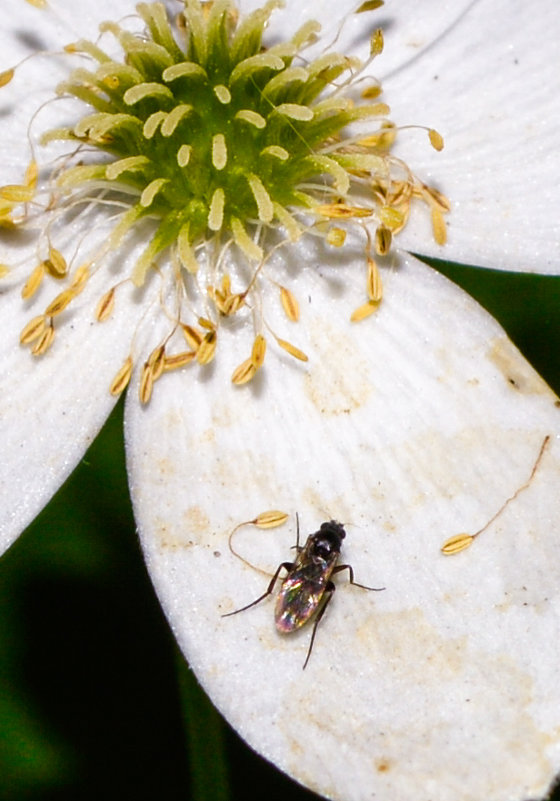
top-left (1, 2), bottom-right (560, 801)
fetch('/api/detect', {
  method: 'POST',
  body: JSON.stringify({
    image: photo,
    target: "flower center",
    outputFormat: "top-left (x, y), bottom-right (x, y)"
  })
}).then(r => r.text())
top-left (2, 0), bottom-right (449, 401)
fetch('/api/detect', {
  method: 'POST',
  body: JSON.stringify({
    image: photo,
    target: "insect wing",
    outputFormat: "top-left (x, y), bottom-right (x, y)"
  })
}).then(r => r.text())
top-left (274, 536), bottom-right (339, 632)
top-left (275, 567), bottom-right (326, 632)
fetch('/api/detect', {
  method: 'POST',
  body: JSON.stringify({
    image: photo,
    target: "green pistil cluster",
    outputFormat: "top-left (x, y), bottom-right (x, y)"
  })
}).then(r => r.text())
top-left (51, 0), bottom-right (393, 285)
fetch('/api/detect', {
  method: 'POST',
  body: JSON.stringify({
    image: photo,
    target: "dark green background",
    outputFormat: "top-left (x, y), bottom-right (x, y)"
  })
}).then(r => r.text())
top-left (1, 259), bottom-right (559, 800)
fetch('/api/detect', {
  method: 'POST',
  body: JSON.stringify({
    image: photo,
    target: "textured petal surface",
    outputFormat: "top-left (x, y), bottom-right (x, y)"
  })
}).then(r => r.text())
top-left (380, 0), bottom-right (560, 273)
top-left (0, 231), bottom-right (158, 555)
top-left (127, 242), bottom-right (560, 801)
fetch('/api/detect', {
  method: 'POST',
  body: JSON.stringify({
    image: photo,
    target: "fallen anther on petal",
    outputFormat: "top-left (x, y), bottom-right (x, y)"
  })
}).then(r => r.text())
top-left (253, 510), bottom-right (289, 528)
top-left (441, 436), bottom-right (550, 555)
top-left (441, 533), bottom-right (474, 555)
top-left (110, 356), bottom-right (133, 396)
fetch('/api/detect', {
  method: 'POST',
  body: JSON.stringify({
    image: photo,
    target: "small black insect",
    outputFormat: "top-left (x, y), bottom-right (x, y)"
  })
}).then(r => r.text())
top-left (223, 517), bottom-right (385, 668)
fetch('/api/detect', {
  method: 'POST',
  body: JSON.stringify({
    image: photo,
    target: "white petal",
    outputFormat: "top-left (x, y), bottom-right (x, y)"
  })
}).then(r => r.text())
top-left (0, 224), bottom-right (158, 555)
top-left (127, 245), bottom-right (560, 801)
top-left (381, 0), bottom-right (560, 273)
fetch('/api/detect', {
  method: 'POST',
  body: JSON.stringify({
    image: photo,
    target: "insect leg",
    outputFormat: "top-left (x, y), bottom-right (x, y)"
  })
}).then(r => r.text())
top-left (332, 564), bottom-right (385, 592)
top-left (302, 581), bottom-right (335, 670)
top-left (222, 561), bottom-right (294, 617)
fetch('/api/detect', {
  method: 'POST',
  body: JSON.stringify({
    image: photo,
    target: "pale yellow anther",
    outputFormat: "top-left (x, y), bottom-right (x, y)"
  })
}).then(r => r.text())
top-left (45, 289), bottom-right (74, 317)
top-left (69, 264), bottom-right (90, 295)
top-left (316, 203), bottom-right (372, 220)
top-left (45, 247), bottom-right (68, 278)
top-left (367, 258), bottom-right (383, 303)
top-left (21, 263), bottom-right (45, 300)
top-left (147, 345), bottom-right (166, 381)
top-left (0, 184), bottom-right (35, 203)
top-left (231, 357), bottom-right (257, 385)
top-left (31, 324), bottom-right (55, 356)
top-left (350, 301), bottom-right (379, 322)
top-left (355, 0), bottom-right (384, 12)
top-left (276, 338), bottom-right (308, 362)
top-left (280, 286), bottom-right (299, 322)
top-left (20, 314), bottom-right (47, 345)
top-left (0, 263), bottom-right (10, 278)
top-left (374, 225), bottom-right (392, 255)
top-left (326, 227), bottom-right (347, 247)
top-left (428, 129), bottom-right (444, 151)
top-left (0, 69), bottom-right (15, 88)
top-left (96, 287), bottom-right (116, 322)
top-left (25, 161), bottom-right (38, 190)
top-left (181, 324), bottom-right (202, 350)
top-left (25, 0), bottom-right (48, 8)
top-left (441, 534), bottom-right (474, 555)
top-left (370, 28), bottom-right (384, 58)
top-left (212, 134), bottom-right (228, 170)
top-left (163, 351), bottom-right (196, 372)
top-left (379, 205), bottom-right (405, 231)
top-left (431, 207), bottom-right (447, 245)
top-left (139, 362), bottom-right (154, 404)
top-left (196, 331), bottom-right (217, 365)
top-left (361, 85), bottom-right (382, 100)
top-left (251, 334), bottom-right (267, 368)
top-left (254, 510), bottom-right (289, 529)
